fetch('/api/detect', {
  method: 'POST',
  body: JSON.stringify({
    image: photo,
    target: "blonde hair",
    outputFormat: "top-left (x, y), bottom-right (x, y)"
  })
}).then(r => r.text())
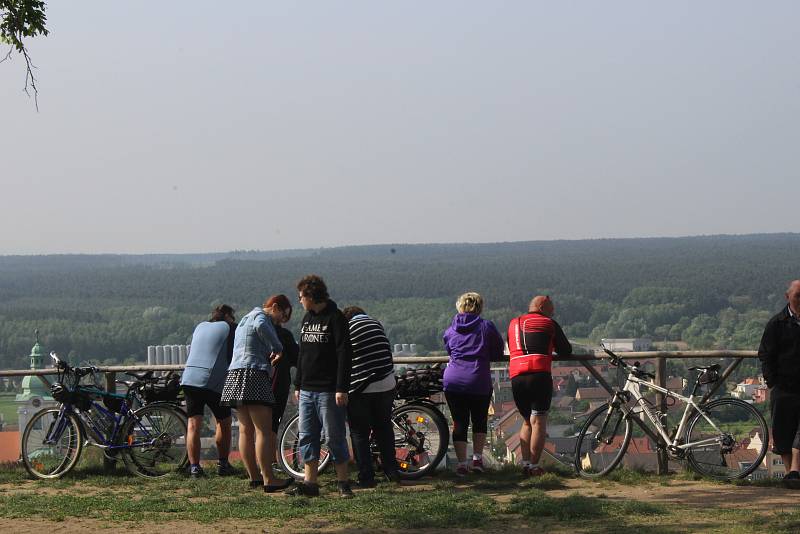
top-left (456, 292), bottom-right (484, 315)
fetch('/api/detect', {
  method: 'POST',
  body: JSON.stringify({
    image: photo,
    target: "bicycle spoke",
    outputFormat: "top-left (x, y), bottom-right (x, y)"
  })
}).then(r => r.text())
top-left (685, 399), bottom-right (768, 480)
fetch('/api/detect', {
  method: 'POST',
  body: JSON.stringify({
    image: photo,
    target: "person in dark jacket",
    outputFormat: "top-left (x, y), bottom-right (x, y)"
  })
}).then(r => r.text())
top-left (759, 280), bottom-right (800, 482)
top-left (443, 292), bottom-right (505, 476)
top-left (264, 295), bottom-right (299, 448)
top-left (286, 275), bottom-right (354, 498)
top-left (181, 304), bottom-right (237, 478)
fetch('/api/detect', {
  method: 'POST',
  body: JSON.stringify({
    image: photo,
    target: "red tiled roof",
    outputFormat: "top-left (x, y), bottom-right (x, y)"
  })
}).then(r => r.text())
top-left (0, 431), bottom-right (19, 462)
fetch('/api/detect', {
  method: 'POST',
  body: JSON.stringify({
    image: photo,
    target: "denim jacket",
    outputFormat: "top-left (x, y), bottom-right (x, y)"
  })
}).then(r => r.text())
top-left (228, 307), bottom-right (284, 373)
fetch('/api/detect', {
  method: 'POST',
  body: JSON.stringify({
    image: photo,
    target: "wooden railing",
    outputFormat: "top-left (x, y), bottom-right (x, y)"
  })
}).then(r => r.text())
top-left (0, 350), bottom-right (761, 474)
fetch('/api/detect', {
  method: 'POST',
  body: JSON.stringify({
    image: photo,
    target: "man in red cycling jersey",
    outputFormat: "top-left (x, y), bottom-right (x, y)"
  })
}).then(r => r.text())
top-left (507, 295), bottom-right (572, 476)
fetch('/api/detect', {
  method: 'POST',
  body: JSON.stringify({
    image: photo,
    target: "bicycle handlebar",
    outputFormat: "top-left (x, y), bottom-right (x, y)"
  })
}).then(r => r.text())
top-left (603, 345), bottom-right (655, 380)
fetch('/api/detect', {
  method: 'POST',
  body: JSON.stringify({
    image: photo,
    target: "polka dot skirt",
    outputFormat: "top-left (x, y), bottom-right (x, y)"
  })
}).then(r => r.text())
top-left (221, 368), bottom-right (275, 407)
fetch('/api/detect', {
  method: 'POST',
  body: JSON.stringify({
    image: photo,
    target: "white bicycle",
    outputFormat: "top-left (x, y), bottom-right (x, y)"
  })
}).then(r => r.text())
top-left (574, 347), bottom-right (768, 480)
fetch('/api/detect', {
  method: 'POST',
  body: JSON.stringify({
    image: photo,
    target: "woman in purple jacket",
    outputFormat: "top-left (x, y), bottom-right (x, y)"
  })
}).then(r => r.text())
top-left (443, 292), bottom-right (505, 476)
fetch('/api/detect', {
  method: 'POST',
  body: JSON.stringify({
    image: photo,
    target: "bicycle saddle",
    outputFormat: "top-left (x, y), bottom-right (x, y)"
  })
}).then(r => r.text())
top-left (126, 371), bottom-right (154, 380)
top-left (687, 364), bottom-right (720, 372)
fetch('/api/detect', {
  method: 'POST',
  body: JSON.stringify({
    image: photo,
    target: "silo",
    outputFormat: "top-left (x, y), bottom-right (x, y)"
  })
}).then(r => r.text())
top-left (155, 345), bottom-right (165, 366)
top-left (409, 344), bottom-right (417, 354)
top-left (402, 344), bottom-right (410, 353)
top-left (147, 346), bottom-right (156, 366)
top-left (171, 345), bottom-right (181, 365)
top-left (178, 345), bottom-right (188, 364)
top-left (394, 344), bottom-right (402, 354)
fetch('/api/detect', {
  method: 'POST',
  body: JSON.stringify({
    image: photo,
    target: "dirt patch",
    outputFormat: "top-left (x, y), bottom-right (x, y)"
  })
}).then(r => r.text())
top-left (0, 480), bottom-right (115, 498)
top-left (546, 478), bottom-right (800, 513)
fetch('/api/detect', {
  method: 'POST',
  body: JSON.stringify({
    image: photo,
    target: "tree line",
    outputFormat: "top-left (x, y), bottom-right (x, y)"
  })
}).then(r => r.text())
top-left (1, 234), bottom-right (798, 370)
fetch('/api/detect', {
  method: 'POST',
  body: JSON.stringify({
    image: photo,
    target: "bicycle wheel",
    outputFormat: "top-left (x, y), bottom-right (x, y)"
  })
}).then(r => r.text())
top-left (277, 413), bottom-right (332, 480)
top-left (120, 404), bottom-right (188, 478)
top-left (22, 408), bottom-right (84, 479)
top-left (685, 398), bottom-right (769, 480)
top-left (392, 403), bottom-right (449, 479)
top-left (143, 401), bottom-right (188, 470)
top-left (574, 402), bottom-right (632, 478)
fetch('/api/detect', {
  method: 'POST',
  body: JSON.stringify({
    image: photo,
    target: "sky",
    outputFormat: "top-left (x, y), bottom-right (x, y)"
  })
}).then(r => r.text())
top-left (1, 1), bottom-right (798, 254)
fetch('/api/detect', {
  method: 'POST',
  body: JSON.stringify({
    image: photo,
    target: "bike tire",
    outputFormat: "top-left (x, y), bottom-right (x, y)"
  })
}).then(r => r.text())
top-left (574, 402), bottom-right (632, 478)
top-left (21, 408), bottom-right (84, 479)
top-left (140, 401), bottom-right (188, 469)
top-left (392, 403), bottom-right (449, 479)
top-left (276, 413), bottom-right (332, 480)
top-left (120, 404), bottom-right (188, 478)
top-left (684, 397), bottom-right (769, 480)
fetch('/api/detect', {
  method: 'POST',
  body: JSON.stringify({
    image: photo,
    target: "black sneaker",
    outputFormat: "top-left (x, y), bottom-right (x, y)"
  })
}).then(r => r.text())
top-left (248, 479), bottom-right (264, 490)
top-left (189, 465), bottom-right (206, 479)
top-left (784, 471), bottom-right (800, 480)
top-left (217, 462), bottom-right (238, 477)
top-left (285, 482), bottom-right (320, 497)
top-left (355, 478), bottom-right (377, 489)
top-left (337, 480), bottom-right (354, 498)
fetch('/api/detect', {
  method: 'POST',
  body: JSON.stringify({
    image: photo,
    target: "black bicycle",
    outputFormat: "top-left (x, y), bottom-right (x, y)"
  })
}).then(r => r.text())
top-left (277, 366), bottom-right (449, 480)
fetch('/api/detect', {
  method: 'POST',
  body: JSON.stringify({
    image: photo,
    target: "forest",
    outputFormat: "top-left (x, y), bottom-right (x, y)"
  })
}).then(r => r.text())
top-left (1, 233), bottom-right (798, 371)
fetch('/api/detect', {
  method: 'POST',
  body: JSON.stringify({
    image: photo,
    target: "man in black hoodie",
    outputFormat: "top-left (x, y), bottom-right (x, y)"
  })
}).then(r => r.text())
top-left (285, 275), bottom-right (354, 498)
top-left (759, 279), bottom-right (800, 483)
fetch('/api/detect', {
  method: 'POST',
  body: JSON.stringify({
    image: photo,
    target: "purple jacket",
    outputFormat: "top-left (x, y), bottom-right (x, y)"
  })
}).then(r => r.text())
top-left (443, 313), bottom-right (505, 395)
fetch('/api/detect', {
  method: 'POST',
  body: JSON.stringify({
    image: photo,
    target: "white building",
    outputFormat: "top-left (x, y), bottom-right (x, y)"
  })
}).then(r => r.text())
top-left (601, 338), bottom-right (652, 352)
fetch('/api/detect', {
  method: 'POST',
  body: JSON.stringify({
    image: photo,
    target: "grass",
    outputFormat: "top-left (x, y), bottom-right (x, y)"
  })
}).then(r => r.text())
top-left (0, 393), bottom-right (18, 426)
top-left (1, 460), bottom-right (800, 532)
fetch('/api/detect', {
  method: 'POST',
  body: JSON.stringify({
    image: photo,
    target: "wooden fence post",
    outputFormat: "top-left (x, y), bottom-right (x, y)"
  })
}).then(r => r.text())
top-left (104, 371), bottom-right (117, 394)
top-left (103, 371), bottom-right (118, 472)
top-left (654, 356), bottom-right (668, 475)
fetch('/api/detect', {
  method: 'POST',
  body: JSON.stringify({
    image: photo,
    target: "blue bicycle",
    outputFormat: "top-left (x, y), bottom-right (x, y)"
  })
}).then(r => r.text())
top-left (21, 352), bottom-right (188, 479)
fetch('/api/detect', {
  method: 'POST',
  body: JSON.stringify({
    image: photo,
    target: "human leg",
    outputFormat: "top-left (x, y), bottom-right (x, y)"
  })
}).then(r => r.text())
top-left (518, 419), bottom-right (532, 463)
top-left (246, 404), bottom-right (283, 485)
top-left (445, 391), bottom-right (471, 463)
top-left (371, 388), bottom-right (399, 477)
top-left (318, 391), bottom-right (350, 482)
top-left (186, 415), bottom-right (203, 466)
top-left (771, 387), bottom-right (800, 474)
top-left (297, 390), bottom-right (322, 485)
top-left (511, 375), bottom-right (534, 465)
top-left (347, 392), bottom-right (375, 484)
top-left (208, 394), bottom-right (233, 464)
top-left (469, 394), bottom-right (491, 456)
top-left (236, 406), bottom-right (260, 482)
top-left (530, 414), bottom-right (548, 464)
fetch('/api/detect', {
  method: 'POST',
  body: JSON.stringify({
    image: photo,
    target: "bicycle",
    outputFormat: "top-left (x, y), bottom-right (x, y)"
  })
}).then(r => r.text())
top-left (114, 370), bottom-right (188, 469)
top-left (573, 347), bottom-right (769, 480)
top-left (21, 352), bottom-right (188, 479)
top-left (277, 372), bottom-right (449, 480)
top-left (117, 370), bottom-right (187, 420)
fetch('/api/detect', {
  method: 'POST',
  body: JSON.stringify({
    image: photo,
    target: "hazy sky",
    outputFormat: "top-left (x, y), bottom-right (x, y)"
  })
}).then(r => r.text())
top-left (1, 1), bottom-right (798, 254)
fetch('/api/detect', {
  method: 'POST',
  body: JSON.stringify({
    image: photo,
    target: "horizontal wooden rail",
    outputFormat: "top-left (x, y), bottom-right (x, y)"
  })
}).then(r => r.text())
top-left (0, 350), bottom-right (759, 378)
top-left (1, 349), bottom-right (762, 476)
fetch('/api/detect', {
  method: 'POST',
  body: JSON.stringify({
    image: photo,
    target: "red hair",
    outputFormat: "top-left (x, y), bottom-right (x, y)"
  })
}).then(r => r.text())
top-left (264, 294), bottom-right (292, 320)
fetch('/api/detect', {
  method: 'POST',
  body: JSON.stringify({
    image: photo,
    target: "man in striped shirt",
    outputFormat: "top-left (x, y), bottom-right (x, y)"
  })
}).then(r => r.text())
top-left (343, 306), bottom-right (401, 486)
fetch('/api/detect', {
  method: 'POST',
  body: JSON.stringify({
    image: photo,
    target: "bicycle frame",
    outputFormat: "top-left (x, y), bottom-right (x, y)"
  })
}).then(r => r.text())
top-left (613, 371), bottom-right (727, 454)
top-left (45, 394), bottom-right (171, 453)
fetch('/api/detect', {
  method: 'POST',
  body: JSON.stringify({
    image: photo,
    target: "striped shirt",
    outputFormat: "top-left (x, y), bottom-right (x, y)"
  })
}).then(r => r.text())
top-left (348, 314), bottom-right (395, 394)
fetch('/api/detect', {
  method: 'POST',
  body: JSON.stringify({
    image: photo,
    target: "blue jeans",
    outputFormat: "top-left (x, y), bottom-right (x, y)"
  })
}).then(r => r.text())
top-left (298, 390), bottom-right (350, 464)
